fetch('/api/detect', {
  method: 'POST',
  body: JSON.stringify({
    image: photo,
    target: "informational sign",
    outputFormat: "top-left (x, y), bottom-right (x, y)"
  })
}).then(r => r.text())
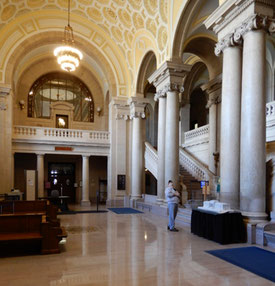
top-left (117, 175), bottom-right (126, 190)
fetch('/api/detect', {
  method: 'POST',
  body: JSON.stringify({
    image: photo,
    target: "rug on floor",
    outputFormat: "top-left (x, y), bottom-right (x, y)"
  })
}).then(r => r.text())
top-left (206, 246), bottom-right (275, 283)
top-left (108, 208), bottom-right (143, 214)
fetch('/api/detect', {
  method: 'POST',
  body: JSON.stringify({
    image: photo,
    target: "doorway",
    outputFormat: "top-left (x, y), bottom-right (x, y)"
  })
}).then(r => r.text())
top-left (48, 163), bottom-right (75, 203)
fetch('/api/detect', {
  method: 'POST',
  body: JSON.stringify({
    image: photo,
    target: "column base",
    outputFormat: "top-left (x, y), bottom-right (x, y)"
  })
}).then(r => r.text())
top-left (241, 211), bottom-right (268, 223)
top-left (80, 200), bottom-right (91, 207)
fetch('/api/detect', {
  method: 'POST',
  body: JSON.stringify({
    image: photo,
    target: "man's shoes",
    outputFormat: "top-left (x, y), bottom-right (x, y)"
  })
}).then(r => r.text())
top-left (169, 228), bottom-right (179, 232)
top-left (167, 226), bottom-right (170, 230)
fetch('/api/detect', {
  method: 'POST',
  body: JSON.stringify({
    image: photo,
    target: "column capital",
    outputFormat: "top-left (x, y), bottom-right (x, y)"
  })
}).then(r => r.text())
top-left (234, 14), bottom-right (273, 40)
top-left (204, 0), bottom-right (274, 38)
top-left (36, 153), bottom-right (45, 157)
top-left (0, 86), bottom-right (11, 111)
top-left (201, 75), bottom-right (222, 108)
top-left (128, 97), bottom-right (148, 119)
top-left (148, 61), bottom-right (191, 91)
top-left (215, 33), bottom-right (240, 56)
top-left (112, 99), bottom-right (130, 120)
top-left (82, 155), bottom-right (90, 159)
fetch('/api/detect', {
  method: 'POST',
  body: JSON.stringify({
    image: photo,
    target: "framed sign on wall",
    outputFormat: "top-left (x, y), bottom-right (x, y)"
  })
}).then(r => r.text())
top-left (117, 175), bottom-right (126, 190)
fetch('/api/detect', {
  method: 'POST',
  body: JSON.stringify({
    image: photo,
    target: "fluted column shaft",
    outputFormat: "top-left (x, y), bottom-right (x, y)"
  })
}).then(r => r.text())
top-left (37, 154), bottom-right (44, 198)
top-left (220, 46), bottom-right (242, 209)
top-left (156, 95), bottom-right (166, 202)
top-left (81, 155), bottom-right (91, 206)
top-left (240, 29), bottom-right (267, 219)
top-left (165, 89), bottom-right (179, 190)
top-left (131, 116), bottom-right (143, 199)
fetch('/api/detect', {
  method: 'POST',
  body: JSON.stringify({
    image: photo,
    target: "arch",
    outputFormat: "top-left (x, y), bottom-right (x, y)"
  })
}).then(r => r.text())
top-left (136, 51), bottom-right (157, 95)
top-left (171, 0), bottom-right (221, 79)
top-left (0, 10), bottom-right (131, 97)
top-left (27, 72), bottom-right (95, 122)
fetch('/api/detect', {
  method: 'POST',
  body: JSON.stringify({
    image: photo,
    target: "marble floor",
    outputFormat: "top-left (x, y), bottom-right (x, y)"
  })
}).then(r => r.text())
top-left (0, 206), bottom-right (274, 286)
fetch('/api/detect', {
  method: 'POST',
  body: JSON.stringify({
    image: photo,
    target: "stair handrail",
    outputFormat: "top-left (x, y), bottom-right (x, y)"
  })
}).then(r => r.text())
top-left (144, 141), bottom-right (158, 179)
top-left (179, 147), bottom-right (214, 181)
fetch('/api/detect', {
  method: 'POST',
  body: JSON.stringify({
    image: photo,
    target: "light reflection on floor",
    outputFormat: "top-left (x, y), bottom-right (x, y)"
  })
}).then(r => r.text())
top-left (0, 205), bottom-right (273, 286)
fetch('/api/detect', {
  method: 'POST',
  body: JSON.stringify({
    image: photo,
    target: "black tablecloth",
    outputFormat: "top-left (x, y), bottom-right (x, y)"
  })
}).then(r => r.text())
top-left (191, 209), bottom-right (246, 244)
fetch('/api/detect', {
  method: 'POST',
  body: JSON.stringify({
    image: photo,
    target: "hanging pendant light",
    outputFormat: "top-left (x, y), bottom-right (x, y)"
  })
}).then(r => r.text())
top-left (54, 0), bottom-right (83, 72)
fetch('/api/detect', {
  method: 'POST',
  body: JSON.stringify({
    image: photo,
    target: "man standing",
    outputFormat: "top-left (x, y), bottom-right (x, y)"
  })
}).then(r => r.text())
top-left (165, 180), bottom-right (180, 232)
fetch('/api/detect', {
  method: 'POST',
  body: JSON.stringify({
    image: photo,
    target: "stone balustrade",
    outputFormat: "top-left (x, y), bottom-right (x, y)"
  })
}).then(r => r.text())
top-left (13, 126), bottom-right (110, 145)
top-left (179, 147), bottom-right (212, 181)
top-left (184, 124), bottom-right (209, 146)
top-left (266, 101), bottom-right (275, 142)
top-left (144, 141), bottom-right (158, 179)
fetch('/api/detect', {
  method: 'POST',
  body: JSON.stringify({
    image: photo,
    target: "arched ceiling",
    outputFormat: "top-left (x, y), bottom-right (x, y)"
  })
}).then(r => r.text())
top-left (0, 0), bottom-right (168, 91)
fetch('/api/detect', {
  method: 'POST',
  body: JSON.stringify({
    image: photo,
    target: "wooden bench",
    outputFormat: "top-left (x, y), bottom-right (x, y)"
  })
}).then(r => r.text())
top-left (0, 200), bottom-right (67, 239)
top-left (0, 201), bottom-right (68, 255)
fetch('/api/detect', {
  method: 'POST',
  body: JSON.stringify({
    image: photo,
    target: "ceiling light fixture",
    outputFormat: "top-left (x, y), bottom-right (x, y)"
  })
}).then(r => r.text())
top-left (54, 0), bottom-right (83, 72)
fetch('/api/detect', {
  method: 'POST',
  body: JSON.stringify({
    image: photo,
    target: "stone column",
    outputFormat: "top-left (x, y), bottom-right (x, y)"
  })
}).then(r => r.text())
top-left (240, 15), bottom-right (271, 220)
top-left (165, 84), bottom-right (182, 190)
top-left (0, 86), bottom-right (12, 193)
top-left (81, 155), bottom-right (91, 206)
top-left (129, 98), bottom-right (146, 200)
top-left (202, 75), bottom-right (222, 175)
top-left (215, 36), bottom-right (242, 209)
top-left (37, 154), bottom-right (44, 198)
top-left (154, 91), bottom-right (166, 202)
top-left (148, 61), bottom-right (191, 192)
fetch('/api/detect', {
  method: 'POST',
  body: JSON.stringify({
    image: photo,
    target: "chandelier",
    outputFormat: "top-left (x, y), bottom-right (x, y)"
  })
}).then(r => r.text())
top-left (54, 0), bottom-right (83, 72)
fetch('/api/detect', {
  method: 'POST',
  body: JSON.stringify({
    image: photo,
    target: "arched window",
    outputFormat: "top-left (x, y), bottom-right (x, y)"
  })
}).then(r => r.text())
top-left (28, 73), bottom-right (94, 122)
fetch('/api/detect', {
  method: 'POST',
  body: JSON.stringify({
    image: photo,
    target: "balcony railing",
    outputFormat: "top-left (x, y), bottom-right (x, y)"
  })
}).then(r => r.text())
top-left (13, 126), bottom-right (110, 145)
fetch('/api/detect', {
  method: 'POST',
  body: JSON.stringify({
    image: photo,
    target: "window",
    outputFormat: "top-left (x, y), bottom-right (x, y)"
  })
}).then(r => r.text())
top-left (28, 73), bottom-right (94, 122)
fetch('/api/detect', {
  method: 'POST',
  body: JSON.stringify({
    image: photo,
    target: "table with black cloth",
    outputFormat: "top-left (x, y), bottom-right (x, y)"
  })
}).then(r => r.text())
top-left (191, 209), bottom-right (246, 244)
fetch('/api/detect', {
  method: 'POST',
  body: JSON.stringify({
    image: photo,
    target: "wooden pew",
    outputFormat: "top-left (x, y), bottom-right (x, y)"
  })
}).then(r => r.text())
top-left (0, 200), bottom-right (67, 240)
top-left (0, 201), bottom-right (67, 255)
top-left (0, 212), bottom-right (61, 255)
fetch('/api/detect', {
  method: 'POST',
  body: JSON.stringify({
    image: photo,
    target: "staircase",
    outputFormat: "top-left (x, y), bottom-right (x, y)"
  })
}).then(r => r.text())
top-left (179, 165), bottom-right (202, 206)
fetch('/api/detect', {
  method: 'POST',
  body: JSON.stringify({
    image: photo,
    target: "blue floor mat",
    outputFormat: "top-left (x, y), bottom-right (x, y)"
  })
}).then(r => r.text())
top-left (206, 246), bottom-right (275, 282)
top-left (108, 208), bottom-right (143, 214)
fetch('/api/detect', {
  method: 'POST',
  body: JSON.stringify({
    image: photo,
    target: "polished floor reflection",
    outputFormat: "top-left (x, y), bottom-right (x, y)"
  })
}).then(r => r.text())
top-left (0, 206), bottom-right (274, 286)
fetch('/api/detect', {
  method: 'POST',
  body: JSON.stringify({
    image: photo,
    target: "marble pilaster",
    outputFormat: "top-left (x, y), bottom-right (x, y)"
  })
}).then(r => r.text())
top-left (0, 85), bottom-right (12, 193)
top-left (37, 153), bottom-right (44, 198)
top-left (81, 155), bottom-right (91, 206)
